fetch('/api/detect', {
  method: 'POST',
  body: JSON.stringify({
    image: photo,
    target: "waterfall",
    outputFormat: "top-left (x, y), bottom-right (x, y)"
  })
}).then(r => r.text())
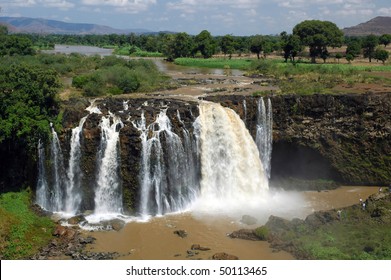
top-left (243, 99), bottom-right (247, 121)
top-left (65, 116), bottom-right (87, 214)
top-left (36, 139), bottom-right (49, 210)
top-left (195, 101), bottom-right (268, 214)
top-left (133, 109), bottom-right (199, 217)
top-left (50, 127), bottom-right (67, 212)
top-left (94, 113), bottom-right (124, 215)
top-left (256, 97), bottom-right (273, 179)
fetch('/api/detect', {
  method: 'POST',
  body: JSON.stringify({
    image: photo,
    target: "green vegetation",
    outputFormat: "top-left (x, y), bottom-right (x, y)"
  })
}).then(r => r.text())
top-left (272, 194), bottom-right (391, 259)
top-left (254, 226), bottom-right (270, 241)
top-left (293, 20), bottom-right (343, 64)
top-left (71, 56), bottom-right (171, 96)
top-left (174, 57), bottom-right (252, 70)
top-left (113, 45), bottom-right (163, 57)
top-left (249, 59), bottom-right (391, 95)
top-left (0, 61), bottom-right (60, 153)
top-left (0, 190), bottom-right (54, 259)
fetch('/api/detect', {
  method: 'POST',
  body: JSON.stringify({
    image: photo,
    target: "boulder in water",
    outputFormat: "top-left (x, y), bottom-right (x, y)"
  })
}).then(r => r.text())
top-left (240, 215), bottom-right (258, 225)
top-left (109, 219), bottom-right (125, 231)
top-left (174, 230), bottom-right (188, 238)
top-left (228, 229), bottom-right (260, 241)
top-left (191, 244), bottom-right (211, 251)
top-left (67, 215), bottom-right (87, 225)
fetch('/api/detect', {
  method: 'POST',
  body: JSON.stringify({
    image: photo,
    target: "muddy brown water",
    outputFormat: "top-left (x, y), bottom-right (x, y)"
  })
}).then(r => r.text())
top-left (86, 186), bottom-right (378, 260)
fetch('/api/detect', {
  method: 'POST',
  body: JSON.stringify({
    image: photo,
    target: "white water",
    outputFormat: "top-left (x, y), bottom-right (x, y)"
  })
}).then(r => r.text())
top-left (193, 101), bottom-right (269, 217)
top-left (50, 127), bottom-right (66, 212)
top-left (94, 113), bottom-right (124, 216)
top-left (133, 109), bottom-right (199, 218)
top-left (256, 97), bottom-right (273, 179)
top-left (65, 116), bottom-right (87, 214)
top-left (36, 139), bottom-right (49, 210)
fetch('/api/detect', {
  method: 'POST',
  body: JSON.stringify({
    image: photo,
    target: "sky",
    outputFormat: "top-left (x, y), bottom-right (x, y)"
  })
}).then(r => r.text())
top-left (0, 0), bottom-right (390, 35)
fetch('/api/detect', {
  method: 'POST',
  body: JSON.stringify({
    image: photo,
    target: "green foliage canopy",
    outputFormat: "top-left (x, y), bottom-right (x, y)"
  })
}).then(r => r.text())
top-left (0, 64), bottom-right (60, 152)
top-left (293, 20), bottom-right (343, 63)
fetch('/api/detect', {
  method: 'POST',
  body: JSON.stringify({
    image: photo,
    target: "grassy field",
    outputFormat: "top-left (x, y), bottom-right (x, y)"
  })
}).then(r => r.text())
top-left (174, 57), bottom-right (253, 70)
top-left (113, 46), bottom-right (163, 57)
top-left (0, 190), bottom-right (54, 259)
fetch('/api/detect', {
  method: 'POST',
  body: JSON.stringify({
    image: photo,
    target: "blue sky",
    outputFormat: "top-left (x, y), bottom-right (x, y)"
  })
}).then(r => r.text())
top-left (0, 0), bottom-right (390, 35)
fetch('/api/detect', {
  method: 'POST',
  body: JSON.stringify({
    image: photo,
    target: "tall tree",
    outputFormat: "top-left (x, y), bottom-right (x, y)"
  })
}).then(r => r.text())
top-left (164, 32), bottom-right (193, 61)
top-left (374, 49), bottom-right (389, 64)
top-left (250, 35), bottom-right (264, 59)
top-left (194, 30), bottom-right (216, 59)
top-left (280, 32), bottom-right (303, 62)
top-left (220, 34), bottom-right (235, 59)
top-left (362, 35), bottom-right (379, 62)
top-left (293, 20), bottom-right (343, 63)
top-left (379, 34), bottom-right (391, 47)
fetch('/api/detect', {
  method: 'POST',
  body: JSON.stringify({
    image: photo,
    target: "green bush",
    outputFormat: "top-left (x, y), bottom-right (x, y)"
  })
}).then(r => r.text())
top-left (255, 226), bottom-right (270, 240)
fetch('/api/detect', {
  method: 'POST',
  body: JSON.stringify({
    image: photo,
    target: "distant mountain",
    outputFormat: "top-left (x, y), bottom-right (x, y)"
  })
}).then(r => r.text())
top-left (0, 17), bottom-right (151, 35)
top-left (343, 16), bottom-right (391, 36)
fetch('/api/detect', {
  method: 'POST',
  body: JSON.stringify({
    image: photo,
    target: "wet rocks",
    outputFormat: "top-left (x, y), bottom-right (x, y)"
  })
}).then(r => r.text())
top-left (240, 215), bottom-right (258, 225)
top-left (191, 244), bottom-right (211, 251)
top-left (228, 229), bottom-right (261, 241)
top-left (174, 230), bottom-right (188, 238)
top-left (212, 252), bottom-right (239, 260)
top-left (67, 215), bottom-right (87, 225)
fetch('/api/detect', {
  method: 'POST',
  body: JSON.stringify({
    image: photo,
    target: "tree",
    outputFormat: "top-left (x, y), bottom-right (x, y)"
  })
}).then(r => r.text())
top-left (293, 20), bottom-right (343, 63)
top-left (374, 49), bottom-right (389, 64)
top-left (346, 53), bottom-right (354, 63)
top-left (0, 64), bottom-right (60, 152)
top-left (220, 34), bottom-right (235, 59)
top-left (280, 32), bottom-right (303, 62)
top-left (346, 39), bottom-right (361, 58)
top-left (250, 35), bottom-right (264, 59)
top-left (362, 35), bottom-right (379, 62)
top-left (194, 30), bottom-right (216, 59)
top-left (379, 34), bottom-right (391, 47)
top-left (335, 53), bottom-right (343, 63)
top-left (164, 32), bottom-right (193, 60)
top-left (0, 35), bottom-right (35, 56)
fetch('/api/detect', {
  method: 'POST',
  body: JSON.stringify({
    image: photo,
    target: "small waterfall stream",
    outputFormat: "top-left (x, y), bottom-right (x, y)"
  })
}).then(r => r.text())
top-left (256, 97), bottom-right (273, 179)
top-left (65, 116), bottom-right (87, 214)
top-left (94, 114), bottom-right (123, 215)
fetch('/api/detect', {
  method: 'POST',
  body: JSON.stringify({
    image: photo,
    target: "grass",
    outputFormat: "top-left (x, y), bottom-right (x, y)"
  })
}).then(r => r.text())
top-left (113, 46), bottom-right (163, 57)
top-left (273, 194), bottom-right (391, 259)
top-left (249, 59), bottom-right (391, 95)
top-left (0, 190), bottom-right (54, 259)
top-left (174, 57), bottom-right (253, 70)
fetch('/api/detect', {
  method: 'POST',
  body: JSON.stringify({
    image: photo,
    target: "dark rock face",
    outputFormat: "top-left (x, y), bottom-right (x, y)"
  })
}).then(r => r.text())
top-left (205, 93), bottom-right (391, 185)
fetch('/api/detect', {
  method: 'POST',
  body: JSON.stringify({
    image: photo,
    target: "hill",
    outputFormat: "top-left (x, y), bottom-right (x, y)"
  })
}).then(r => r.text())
top-left (343, 16), bottom-right (391, 36)
top-left (0, 17), bottom-right (150, 35)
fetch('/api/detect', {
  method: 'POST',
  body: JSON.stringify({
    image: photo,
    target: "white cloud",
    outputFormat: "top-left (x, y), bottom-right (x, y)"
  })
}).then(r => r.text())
top-left (378, 7), bottom-right (391, 15)
top-left (0, 0), bottom-right (74, 9)
top-left (166, 0), bottom-right (262, 13)
top-left (81, 0), bottom-right (156, 13)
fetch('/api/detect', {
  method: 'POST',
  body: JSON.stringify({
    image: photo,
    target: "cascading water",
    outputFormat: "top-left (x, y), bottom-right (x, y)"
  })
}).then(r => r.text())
top-left (36, 139), bottom-right (49, 210)
top-left (94, 113), bottom-right (124, 215)
top-left (256, 97), bottom-right (273, 179)
top-left (65, 116), bottom-right (87, 214)
top-left (49, 126), bottom-right (67, 212)
top-left (133, 109), bottom-right (199, 217)
top-left (36, 98), bottom-right (277, 223)
top-left (193, 101), bottom-right (269, 215)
